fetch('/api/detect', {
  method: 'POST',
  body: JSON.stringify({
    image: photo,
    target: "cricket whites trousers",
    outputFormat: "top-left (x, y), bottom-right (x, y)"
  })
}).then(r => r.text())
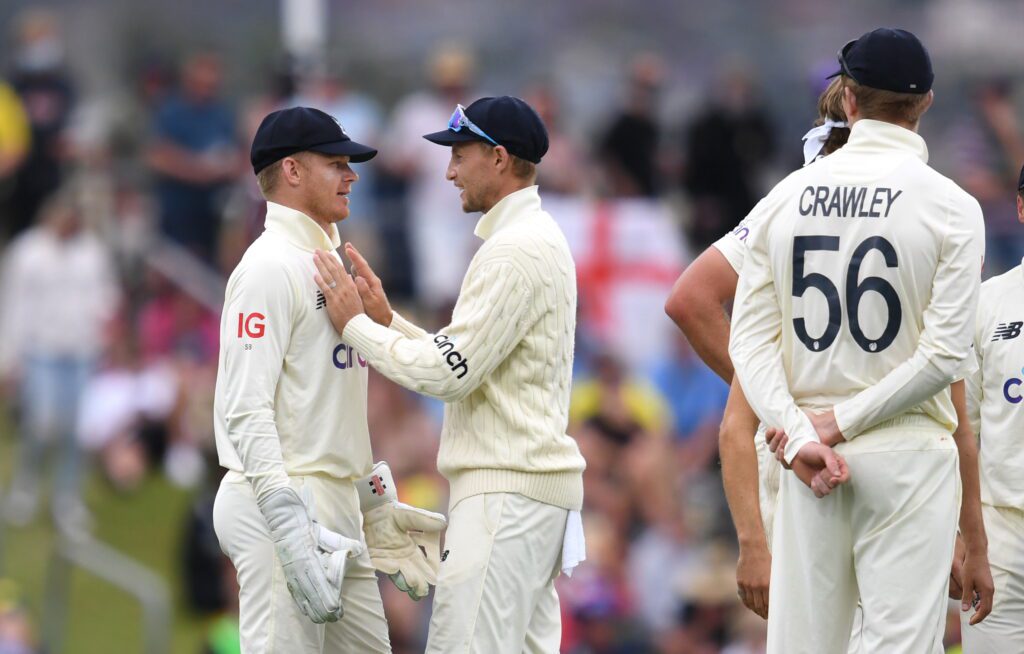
top-left (213, 471), bottom-right (391, 653)
top-left (767, 416), bottom-right (958, 654)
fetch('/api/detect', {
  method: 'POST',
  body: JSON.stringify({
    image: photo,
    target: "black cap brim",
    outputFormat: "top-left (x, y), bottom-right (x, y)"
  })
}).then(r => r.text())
top-left (422, 129), bottom-right (487, 146)
top-left (308, 139), bottom-right (378, 163)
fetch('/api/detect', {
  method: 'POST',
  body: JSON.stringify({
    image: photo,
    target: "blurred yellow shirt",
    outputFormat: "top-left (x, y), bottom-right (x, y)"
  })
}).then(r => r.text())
top-left (0, 82), bottom-right (30, 157)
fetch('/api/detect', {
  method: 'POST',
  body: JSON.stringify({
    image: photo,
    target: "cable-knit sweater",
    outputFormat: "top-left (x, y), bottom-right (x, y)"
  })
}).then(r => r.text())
top-left (343, 185), bottom-right (586, 510)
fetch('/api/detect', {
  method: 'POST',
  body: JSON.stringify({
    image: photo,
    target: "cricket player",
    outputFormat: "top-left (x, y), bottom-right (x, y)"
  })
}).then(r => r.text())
top-left (728, 29), bottom-right (989, 653)
top-left (211, 106), bottom-right (445, 653)
top-left (666, 77), bottom-right (854, 622)
top-left (668, 73), bottom-right (988, 637)
top-left (312, 96), bottom-right (587, 653)
top-left (959, 164), bottom-right (1024, 650)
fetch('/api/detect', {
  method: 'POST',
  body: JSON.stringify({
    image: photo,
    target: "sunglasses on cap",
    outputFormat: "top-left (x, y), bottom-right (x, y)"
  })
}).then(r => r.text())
top-left (447, 104), bottom-right (499, 146)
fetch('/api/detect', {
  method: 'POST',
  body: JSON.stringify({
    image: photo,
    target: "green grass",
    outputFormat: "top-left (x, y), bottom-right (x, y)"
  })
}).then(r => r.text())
top-left (0, 412), bottom-right (210, 654)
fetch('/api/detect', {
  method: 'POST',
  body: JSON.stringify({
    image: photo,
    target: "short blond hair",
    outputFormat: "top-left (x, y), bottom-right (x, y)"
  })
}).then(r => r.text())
top-left (509, 155), bottom-right (537, 182)
top-left (844, 77), bottom-right (931, 125)
top-left (256, 161), bottom-right (281, 197)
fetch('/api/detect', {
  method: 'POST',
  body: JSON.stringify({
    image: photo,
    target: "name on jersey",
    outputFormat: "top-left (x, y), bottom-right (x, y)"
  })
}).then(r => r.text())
top-left (434, 333), bottom-right (469, 379)
top-left (799, 186), bottom-right (903, 218)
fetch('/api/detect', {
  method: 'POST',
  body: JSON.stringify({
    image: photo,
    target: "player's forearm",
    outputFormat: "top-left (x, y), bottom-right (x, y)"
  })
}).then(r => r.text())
top-left (670, 299), bottom-right (733, 382)
top-left (389, 311), bottom-right (428, 340)
top-left (833, 353), bottom-right (961, 438)
top-left (344, 315), bottom-right (470, 401)
top-left (665, 249), bottom-right (739, 383)
top-left (720, 381), bottom-right (768, 549)
top-left (951, 381), bottom-right (988, 554)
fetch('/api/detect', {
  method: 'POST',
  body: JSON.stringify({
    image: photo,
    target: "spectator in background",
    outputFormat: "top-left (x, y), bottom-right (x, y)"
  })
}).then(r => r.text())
top-left (0, 81), bottom-right (30, 240)
top-left (570, 350), bottom-right (671, 445)
top-left (382, 43), bottom-right (479, 311)
top-left (5, 9), bottom-right (75, 239)
top-left (146, 51), bottom-right (242, 265)
top-left (524, 83), bottom-right (587, 195)
top-left (648, 333), bottom-right (729, 471)
top-left (940, 78), bottom-right (1024, 276)
top-left (0, 185), bottom-right (120, 534)
top-left (597, 53), bottom-right (666, 198)
top-left (681, 68), bottom-right (776, 251)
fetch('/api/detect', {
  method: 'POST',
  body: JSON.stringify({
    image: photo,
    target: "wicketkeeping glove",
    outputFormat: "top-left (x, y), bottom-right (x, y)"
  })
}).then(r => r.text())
top-left (257, 486), bottom-right (364, 623)
top-left (357, 461), bottom-right (447, 600)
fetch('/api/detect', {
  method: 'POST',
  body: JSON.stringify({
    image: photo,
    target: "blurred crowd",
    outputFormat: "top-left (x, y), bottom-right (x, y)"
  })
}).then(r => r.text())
top-left (0, 7), bottom-right (1022, 654)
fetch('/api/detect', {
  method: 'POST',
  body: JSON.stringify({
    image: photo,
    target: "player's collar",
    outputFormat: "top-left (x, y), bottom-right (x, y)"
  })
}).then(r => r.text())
top-left (474, 185), bottom-right (541, 240)
top-left (844, 119), bottom-right (929, 163)
top-left (263, 201), bottom-right (341, 252)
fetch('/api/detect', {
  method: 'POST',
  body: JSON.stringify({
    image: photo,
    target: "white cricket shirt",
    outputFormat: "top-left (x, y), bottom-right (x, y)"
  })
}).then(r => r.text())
top-left (729, 119), bottom-right (985, 463)
top-left (343, 186), bottom-right (586, 511)
top-left (214, 202), bottom-right (372, 499)
top-left (966, 261), bottom-right (1024, 510)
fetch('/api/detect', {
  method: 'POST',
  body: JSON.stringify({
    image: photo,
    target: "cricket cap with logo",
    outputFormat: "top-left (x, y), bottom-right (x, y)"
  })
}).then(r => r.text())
top-left (250, 106), bottom-right (377, 174)
top-left (423, 96), bottom-right (549, 164)
top-left (827, 28), bottom-right (934, 94)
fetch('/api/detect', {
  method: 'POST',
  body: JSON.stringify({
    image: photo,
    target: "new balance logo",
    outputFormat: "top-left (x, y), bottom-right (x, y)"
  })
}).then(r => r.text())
top-left (992, 321), bottom-right (1023, 341)
top-left (316, 291), bottom-right (326, 310)
top-left (441, 549), bottom-right (449, 562)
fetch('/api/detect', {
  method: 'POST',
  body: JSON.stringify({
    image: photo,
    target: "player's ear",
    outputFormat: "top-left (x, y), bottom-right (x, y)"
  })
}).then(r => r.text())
top-left (492, 145), bottom-right (511, 173)
top-left (280, 155), bottom-right (304, 187)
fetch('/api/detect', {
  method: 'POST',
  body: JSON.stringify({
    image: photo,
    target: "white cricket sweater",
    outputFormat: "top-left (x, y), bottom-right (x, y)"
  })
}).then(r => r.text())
top-left (213, 202), bottom-right (372, 499)
top-left (965, 262), bottom-right (1024, 510)
top-left (729, 119), bottom-right (985, 463)
top-left (343, 185), bottom-right (586, 511)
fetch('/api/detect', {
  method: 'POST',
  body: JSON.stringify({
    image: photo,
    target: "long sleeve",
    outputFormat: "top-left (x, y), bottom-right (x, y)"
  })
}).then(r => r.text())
top-left (729, 216), bottom-right (819, 464)
top-left (832, 194), bottom-right (984, 438)
top-left (220, 261), bottom-right (295, 500)
top-left (389, 311), bottom-right (429, 340)
top-left (343, 259), bottom-right (535, 403)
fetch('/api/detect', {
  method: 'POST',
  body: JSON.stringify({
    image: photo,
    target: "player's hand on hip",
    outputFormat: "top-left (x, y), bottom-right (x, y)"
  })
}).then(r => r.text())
top-left (314, 249), bottom-right (365, 334)
top-left (257, 487), bottom-right (345, 623)
top-left (804, 408), bottom-right (845, 447)
top-left (344, 242), bottom-right (393, 327)
top-left (794, 442), bottom-right (849, 499)
top-left (357, 462), bottom-right (447, 601)
top-left (960, 548), bottom-right (994, 625)
top-left (809, 454), bottom-right (848, 498)
top-left (736, 541), bottom-right (771, 619)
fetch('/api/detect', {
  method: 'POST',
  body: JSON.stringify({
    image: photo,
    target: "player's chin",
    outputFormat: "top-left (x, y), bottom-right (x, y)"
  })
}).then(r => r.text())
top-left (335, 197), bottom-right (351, 220)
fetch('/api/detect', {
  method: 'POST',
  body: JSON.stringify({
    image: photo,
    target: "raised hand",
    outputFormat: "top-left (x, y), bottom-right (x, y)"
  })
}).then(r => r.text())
top-left (313, 249), bottom-right (365, 334)
top-left (344, 243), bottom-right (393, 327)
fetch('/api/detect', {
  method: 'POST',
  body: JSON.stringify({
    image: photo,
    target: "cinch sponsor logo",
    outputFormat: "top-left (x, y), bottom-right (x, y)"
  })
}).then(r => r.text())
top-left (434, 334), bottom-right (469, 379)
top-left (237, 313), bottom-right (266, 338)
top-left (1003, 368), bottom-right (1024, 404)
top-left (333, 343), bottom-right (367, 370)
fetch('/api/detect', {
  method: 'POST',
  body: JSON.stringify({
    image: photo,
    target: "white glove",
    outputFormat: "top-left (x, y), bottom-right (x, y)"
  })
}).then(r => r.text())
top-left (257, 486), bottom-right (363, 623)
top-left (357, 462), bottom-right (447, 600)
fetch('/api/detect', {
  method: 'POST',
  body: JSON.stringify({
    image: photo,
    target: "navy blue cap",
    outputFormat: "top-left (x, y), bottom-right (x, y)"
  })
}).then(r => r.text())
top-left (827, 28), bottom-right (934, 94)
top-left (1018, 162), bottom-right (1024, 191)
top-left (423, 96), bottom-right (549, 164)
top-left (250, 106), bottom-right (377, 174)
